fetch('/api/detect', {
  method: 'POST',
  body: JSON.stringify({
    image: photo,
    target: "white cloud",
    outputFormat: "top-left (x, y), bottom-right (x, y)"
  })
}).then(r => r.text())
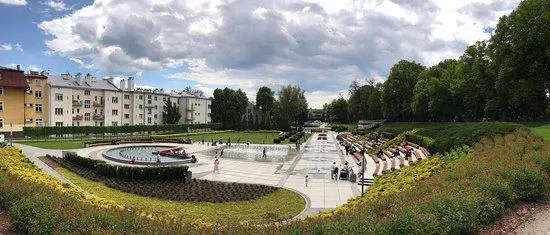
top-left (1, 43), bottom-right (24, 52)
top-left (39, 0), bottom-right (521, 108)
top-left (305, 90), bottom-right (348, 109)
top-left (14, 43), bottom-right (23, 52)
top-left (0, 0), bottom-right (26, 6)
top-left (0, 44), bottom-right (12, 51)
top-left (43, 0), bottom-right (67, 11)
top-left (27, 64), bottom-right (41, 72)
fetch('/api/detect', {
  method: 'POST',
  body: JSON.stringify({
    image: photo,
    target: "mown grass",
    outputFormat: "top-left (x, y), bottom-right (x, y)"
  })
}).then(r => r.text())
top-left (15, 131), bottom-right (301, 150)
top-left (14, 140), bottom-right (87, 149)
top-left (57, 168), bottom-right (305, 224)
top-left (521, 123), bottom-right (550, 141)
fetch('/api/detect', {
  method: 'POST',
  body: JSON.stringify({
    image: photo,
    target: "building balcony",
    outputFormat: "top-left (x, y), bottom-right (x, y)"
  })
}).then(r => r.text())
top-left (145, 103), bottom-right (155, 108)
top-left (72, 100), bottom-right (82, 106)
top-left (93, 114), bottom-right (104, 120)
top-left (186, 117), bottom-right (194, 121)
top-left (73, 115), bottom-right (83, 120)
top-left (93, 101), bottom-right (105, 107)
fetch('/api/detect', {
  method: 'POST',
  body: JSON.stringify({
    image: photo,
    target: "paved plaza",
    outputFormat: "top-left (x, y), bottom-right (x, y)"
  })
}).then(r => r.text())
top-left (16, 130), bottom-right (376, 218)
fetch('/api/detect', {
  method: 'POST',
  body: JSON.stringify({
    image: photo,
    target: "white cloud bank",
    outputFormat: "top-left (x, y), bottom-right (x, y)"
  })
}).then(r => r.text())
top-left (39, 0), bottom-right (520, 108)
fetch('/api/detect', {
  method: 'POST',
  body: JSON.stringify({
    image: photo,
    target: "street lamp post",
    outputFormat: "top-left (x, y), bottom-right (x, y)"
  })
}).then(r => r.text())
top-left (361, 143), bottom-right (366, 196)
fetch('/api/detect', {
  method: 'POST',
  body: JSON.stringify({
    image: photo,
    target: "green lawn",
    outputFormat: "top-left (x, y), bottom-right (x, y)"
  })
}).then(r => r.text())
top-left (57, 168), bottom-right (305, 223)
top-left (156, 131), bottom-right (307, 145)
top-left (14, 140), bottom-right (88, 149)
top-left (521, 123), bottom-right (550, 141)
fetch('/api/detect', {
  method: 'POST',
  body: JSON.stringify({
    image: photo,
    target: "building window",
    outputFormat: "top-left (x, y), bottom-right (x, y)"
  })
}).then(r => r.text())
top-left (147, 95), bottom-right (151, 99)
top-left (55, 108), bottom-right (63, 115)
top-left (112, 121), bottom-right (118, 126)
top-left (35, 104), bottom-right (43, 112)
top-left (35, 119), bottom-right (43, 126)
top-left (124, 104), bottom-right (130, 109)
top-left (55, 122), bottom-right (63, 127)
top-left (147, 108), bottom-right (152, 115)
top-left (139, 95), bottom-right (143, 100)
top-left (0, 87), bottom-right (3, 95)
top-left (0, 102), bottom-right (3, 111)
top-left (55, 93), bottom-right (63, 101)
top-left (84, 100), bottom-right (90, 108)
top-left (112, 97), bottom-right (118, 103)
top-left (124, 94), bottom-right (130, 99)
top-left (84, 113), bottom-right (91, 121)
top-left (124, 114), bottom-right (130, 119)
top-left (35, 90), bottom-right (42, 98)
top-left (147, 117), bottom-right (152, 124)
top-left (0, 119), bottom-right (3, 128)
top-left (139, 114), bottom-right (143, 119)
top-left (147, 100), bottom-right (152, 104)
top-left (139, 104), bottom-right (143, 109)
top-left (154, 96), bottom-right (158, 101)
top-left (35, 79), bottom-right (42, 86)
top-left (112, 109), bottom-right (118, 116)
top-left (84, 90), bottom-right (90, 95)
top-left (154, 114), bottom-right (158, 118)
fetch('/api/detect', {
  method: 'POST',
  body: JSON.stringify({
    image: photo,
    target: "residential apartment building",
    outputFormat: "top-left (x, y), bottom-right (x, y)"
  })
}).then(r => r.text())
top-left (46, 75), bottom-right (211, 127)
top-left (47, 73), bottom-right (123, 127)
top-left (0, 65), bottom-right (212, 133)
top-left (24, 71), bottom-right (48, 128)
top-left (0, 66), bottom-right (29, 133)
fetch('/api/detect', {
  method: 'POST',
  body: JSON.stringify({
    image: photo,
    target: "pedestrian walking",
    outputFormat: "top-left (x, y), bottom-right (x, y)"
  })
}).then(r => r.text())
top-left (331, 162), bottom-right (337, 179)
top-left (262, 147), bottom-right (267, 158)
top-left (305, 175), bottom-right (309, 187)
top-left (213, 157), bottom-right (220, 174)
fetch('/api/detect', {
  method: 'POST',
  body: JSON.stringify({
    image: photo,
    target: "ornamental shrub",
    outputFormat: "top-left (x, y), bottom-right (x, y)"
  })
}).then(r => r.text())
top-left (507, 168), bottom-right (545, 202)
top-left (61, 153), bottom-right (188, 181)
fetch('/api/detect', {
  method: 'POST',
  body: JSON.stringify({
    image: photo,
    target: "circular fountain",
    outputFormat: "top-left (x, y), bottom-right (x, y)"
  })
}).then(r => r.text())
top-left (103, 145), bottom-right (195, 165)
top-left (205, 144), bottom-right (294, 162)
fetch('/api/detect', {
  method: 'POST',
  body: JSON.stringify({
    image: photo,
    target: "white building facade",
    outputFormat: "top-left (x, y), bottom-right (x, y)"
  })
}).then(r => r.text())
top-left (47, 74), bottom-right (211, 127)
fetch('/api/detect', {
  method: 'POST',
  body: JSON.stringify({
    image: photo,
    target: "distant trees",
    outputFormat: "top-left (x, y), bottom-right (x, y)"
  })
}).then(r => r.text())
top-left (162, 99), bottom-right (181, 124)
top-left (256, 86), bottom-right (275, 129)
top-left (323, 98), bottom-right (349, 123)
top-left (324, 0), bottom-right (550, 122)
top-left (211, 88), bottom-right (248, 130)
top-left (277, 85), bottom-right (308, 130)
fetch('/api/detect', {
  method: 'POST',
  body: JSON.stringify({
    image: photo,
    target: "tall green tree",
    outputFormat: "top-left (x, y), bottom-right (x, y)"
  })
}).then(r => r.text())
top-left (211, 88), bottom-right (248, 130)
top-left (326, 98), bottom-right (349, 123)
top-left (488, 0), bottom-right (550, 121)
top-left (162, 99), bottom-right (181, 124)
top-left (256, 86), bottom-right (275, 129)
top-left (278, 85), bottom-right (308, 130)
top-left (381, 60), bottom-right (425, 121)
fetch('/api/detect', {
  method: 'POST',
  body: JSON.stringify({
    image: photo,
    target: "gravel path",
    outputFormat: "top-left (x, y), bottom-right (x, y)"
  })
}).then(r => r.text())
top-left (509, 205), bottom-right (550, 235)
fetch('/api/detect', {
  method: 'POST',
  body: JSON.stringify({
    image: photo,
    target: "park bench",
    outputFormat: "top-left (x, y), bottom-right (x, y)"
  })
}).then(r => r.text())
top-left (419, 147), bottom-right (431, 156)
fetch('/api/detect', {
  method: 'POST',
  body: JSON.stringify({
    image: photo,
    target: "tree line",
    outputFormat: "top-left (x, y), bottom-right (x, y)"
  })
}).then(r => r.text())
top-left (324, 0), bottom-right (550, 123)
top-left (211, 85), bottom-right (308, 131)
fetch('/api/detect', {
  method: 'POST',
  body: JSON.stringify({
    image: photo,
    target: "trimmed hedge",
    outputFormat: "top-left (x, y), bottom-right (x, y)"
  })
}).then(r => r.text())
top-left (151, 130), bottom-right (234, 139)
top-left (331, 125), bottom-right (348, 132)
top-left (22, 123), bottom-right (222, 137)
top-left (62, 153), bottom-right (188, 181)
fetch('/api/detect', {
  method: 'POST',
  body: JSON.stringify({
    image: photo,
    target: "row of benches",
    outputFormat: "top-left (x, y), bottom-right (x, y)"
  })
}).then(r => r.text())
top-left (338, 134), bottom-right (431, 185)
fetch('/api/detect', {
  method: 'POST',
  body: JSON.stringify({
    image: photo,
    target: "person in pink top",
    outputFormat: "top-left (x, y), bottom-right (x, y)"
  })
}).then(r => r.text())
top-left (213, 157), bottom-right (220, 174)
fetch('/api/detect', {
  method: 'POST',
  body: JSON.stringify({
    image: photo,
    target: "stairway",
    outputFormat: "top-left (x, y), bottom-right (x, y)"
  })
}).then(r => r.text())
top-left (357, 177), bottom-right (374, 186)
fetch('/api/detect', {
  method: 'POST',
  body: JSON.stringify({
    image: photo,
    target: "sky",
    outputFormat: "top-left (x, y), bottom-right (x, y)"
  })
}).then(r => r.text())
top-left (0, 0), bottom-right (521, 108)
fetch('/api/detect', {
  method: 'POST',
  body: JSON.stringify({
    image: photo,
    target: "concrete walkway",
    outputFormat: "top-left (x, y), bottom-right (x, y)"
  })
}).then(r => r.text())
top-left (15, 131), bottom-right (365, 218)
top-left (13, 143), bottom-right (77, 186)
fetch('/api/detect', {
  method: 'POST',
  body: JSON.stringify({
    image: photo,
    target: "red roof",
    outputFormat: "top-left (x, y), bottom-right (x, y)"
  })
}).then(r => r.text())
top-left (25, 74), bottom-right (47, 79)
top-left (0, 66), bottom-right (29, 88)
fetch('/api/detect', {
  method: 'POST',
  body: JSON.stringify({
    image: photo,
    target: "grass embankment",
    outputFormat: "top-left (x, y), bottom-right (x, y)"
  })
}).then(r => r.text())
top-left (373, 122), bottom-right (524, 153)
top-left (522, 123), bottom-right (550, 141)
top-left (57, 168), bottom-right (304, 224)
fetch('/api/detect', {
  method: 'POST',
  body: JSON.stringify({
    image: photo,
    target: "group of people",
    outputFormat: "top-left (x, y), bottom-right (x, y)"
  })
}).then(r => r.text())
top-left (330, 161), bottom-right (350, 180)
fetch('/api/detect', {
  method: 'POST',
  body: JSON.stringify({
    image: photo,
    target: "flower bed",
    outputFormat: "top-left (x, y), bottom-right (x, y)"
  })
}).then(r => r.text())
top-left (51, 155), bottom-right (278, 203)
